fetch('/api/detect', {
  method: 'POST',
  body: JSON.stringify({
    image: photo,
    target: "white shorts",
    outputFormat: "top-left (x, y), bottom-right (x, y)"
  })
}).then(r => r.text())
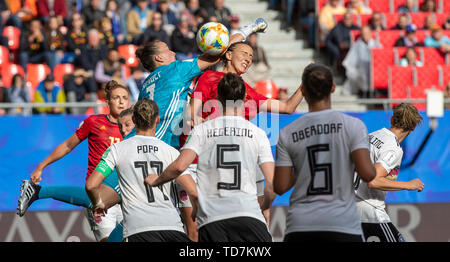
top-left (84, 204), bottom-right (123, 241)
top-left (177, 164), bottom-right (198, 208)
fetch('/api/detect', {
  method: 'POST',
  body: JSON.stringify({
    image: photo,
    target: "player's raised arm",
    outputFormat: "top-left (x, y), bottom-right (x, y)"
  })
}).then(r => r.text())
top-left (197, 18), bottom-right (269, 71)
top-left (30, 133), bottom-right (82, 184)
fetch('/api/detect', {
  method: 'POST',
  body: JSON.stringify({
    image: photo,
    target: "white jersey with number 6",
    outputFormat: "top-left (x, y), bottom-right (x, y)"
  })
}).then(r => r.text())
top-left (355, 128), bottom-right (403, 223)
top-left (100, 135), bottom-right (188, 238)
top-left (276, 109), bottom-right (369, 236)
top-left (182, 116), bottom-right (274, 228)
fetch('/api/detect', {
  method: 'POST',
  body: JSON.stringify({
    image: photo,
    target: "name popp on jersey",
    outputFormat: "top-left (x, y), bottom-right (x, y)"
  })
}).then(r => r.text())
top-left (137, 145), bottom-right (159, 154)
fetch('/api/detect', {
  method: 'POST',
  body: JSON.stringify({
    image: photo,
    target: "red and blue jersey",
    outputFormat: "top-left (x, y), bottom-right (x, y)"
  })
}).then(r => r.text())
top-left (75, 114), bottom-right (123, 180)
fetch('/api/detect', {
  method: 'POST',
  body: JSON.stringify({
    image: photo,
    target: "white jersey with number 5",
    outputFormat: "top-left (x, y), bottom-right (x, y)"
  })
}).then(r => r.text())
top-left (182, 116), bottom-right (274, 228)
top-left (100, 135), bottom-right (188, 238)
top-left (276, 109), bottom-right (369, 235)
top-left (355, 128), bottom-right (403, 223)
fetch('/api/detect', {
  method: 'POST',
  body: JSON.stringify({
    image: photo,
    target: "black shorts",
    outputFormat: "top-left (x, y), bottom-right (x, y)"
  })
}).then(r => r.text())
top-left (361, 222), bottom-right (405, 242)
top-left (284, 231), bottom-right (364, 242)
top-left (124, 230), bottom-right (192, 242)
top-left (199, 216), bottom-right (272, 242)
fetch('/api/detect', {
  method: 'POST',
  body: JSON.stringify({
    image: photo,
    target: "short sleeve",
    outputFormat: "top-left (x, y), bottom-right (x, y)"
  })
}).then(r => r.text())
top-left (376, 148), bottom-right (403, 174)
top-left (181, 125), bottom-right (205, 156)
top-left (175, 57), bottom-right (203, 81)
top-left (275, 130), bottom-right (293, 167)
top-left (75, 117), bottom-right (91, 141)
top-left (95, 145), bottom-right (118, 177)
top-left (257, 129), bottom-right (274, 165)
top-left (348, 118), bottom-right (370, 153)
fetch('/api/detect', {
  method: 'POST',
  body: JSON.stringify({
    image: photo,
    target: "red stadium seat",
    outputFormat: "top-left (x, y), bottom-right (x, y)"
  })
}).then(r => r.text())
top-left (371, 48), bottom-right (395, 90)
top-left (392, 0), bottom-right (407, 12)
top-left (408, 13), bottom-right (431, 29)
top-left (414, 65), bottom-right (441, 87)
top-left (366, 0), bottom-right (391, 12)
top-left (434, 13), bottom-right (448, 25)
top-left (394, 47), bottom-right (408, 64)
top-left (388, 66), bottom-right (414, 106)
top-left (1, 64), bottom-right (24, 88)
top-left (85, 99), bottom-right (109, 115)
top-left (377, 30), bottom-right (403, 47)
top-left (2, 26), bottom-right (20, 51)
top-left (54, 63), bottom-right (74, 86)
top-left (438, 65), bottom-right (450, 85)
top-left (414, 30), bottom-right (429, 43)
top-left (420, 47), bottom-right (446, 65)
top-left (255, 80), bottom-right (278, 99)
top-left (26, 63), bottom-right (51, 91)
top-left (0, 45), bottom-right (10, 67)
top-left (118, 44), bottom-right (139, 67)
top-left (383, 13), bottom-right (402, 29)
top-left (443, 0), bottom-right (450, 12)
top-left (359, 14), bottom-right (372, 27)
top-left (350, 29), bottom-right (376, 43)
top-left (408, 84), bottom-right (445, 110)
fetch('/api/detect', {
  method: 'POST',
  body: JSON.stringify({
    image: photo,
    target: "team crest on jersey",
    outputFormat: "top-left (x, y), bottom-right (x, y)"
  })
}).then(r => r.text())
top-left (100, 125), bottom-right (106, 131)
top-left (386, 167), bottom-right (399, 181)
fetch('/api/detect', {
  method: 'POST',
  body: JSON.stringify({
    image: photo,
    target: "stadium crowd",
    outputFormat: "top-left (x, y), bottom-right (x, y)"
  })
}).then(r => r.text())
top-left (0, 0), bottom-right (276, 115)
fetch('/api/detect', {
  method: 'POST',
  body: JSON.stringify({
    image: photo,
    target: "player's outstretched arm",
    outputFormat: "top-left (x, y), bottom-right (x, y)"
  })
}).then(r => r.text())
top-left (30, 134), bottom-right (82, 184)
top-left (197, 18), bottom-right (269, 71)
top-left (367, 163), bottom-right (425, 192)
top-left (146, 149), bottom-right (197, 187)
top-left (273, 166), bottom-right (297, 195)
top-left (352, 148), bottom-right (376, 183)
top-left (260, 85), bottom-right (304, 114)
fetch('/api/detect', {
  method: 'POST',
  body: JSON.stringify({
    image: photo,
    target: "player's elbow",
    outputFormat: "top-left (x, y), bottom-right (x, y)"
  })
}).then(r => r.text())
top-left (85, 179), bottom-right (99, 193)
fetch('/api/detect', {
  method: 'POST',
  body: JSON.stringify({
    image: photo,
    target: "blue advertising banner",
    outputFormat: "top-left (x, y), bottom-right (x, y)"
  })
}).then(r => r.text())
top-left (1, 111), bottom-right (449, 212)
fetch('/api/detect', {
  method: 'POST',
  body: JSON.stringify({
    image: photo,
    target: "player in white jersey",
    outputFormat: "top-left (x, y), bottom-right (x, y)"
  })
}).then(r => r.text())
top-left (147, 73), bottom-right (275, 242)
top-left (85, 98), bottom-right (197, 242)
top-left (354, 103), bottom-right (424, 242)
top-left (274, 63), bottom-right (376, 242)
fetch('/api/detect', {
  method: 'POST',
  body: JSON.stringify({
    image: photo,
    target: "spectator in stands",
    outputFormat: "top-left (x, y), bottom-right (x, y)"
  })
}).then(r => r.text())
top-left (95, 48), bottom-right (126, 84)
top-left (423, 14), bottom-right (437, 30)
top-left (36, 0), bottom-right (67, 24)
top-left (76, 28), bottom-right (108, 73)
top-left (138, 11), bottom-right (170, 46)
top-left (342, 25), bottom-right (381, 97)
top-left (95, 17), bottom-right (117, 49)
top-left (105, 0), bottom-right (126, 45)
top-left (277, 87), bottom-right (288, 102)
top-left (325, 12), bottom-right (360, 67)
top-left (126, 65), bottom-right (148, 102)
top-left (369, 11), bottom-right (385, 31)
top-left (424, 25), bottom-right (450, 53)
top-left (298, 0), bottom-right (316, 47)
top-left (0, 0), bottom-right (23, 29)
top-left (0, 75), bottom-right (11, 115)
top-left (158, 0), bottom-right (178, 27)
top-left (207, 0), bottom-right (232, 29)
top-left (399, 47), bottom-right (423, 67)
top-left (394, 24), bottom-right (423, 48)
top-left (33, 74), bottom-right (66, 114)
top-left (66, 12), bottom-right (87, 58)
top-left (8, 74), bottom-right (31, 115)
top-left (19, 18), bottom-right (54, 73)
top-left (82, 0), bottom-right (105, 28)
top-left (397, 0), bottom-right (419, 13)
top-left (46, 15), bottom-right (68, 66)
top-left (64, 67), bottom-right (98, 114)
top-left (346, 0), bottom-right (372, 15)
top-left (284, 0), bottom-right (297, 31)
top-left (127, 0), bottom-right (153, 44)
top-left (229, 15), bottom-right (240, 35)
top-left (318, 0), bottom-right (346, 42)
top-left (181, 0), bottom-right (206, 30)
top-left (242, 32), bottom-right (271, 87)
top-left (170, 14), bottom-right (197, 60)
top-left (7, 0), bottom-right (38, 23)
top-left (419, 0), bottom-right (436, 12)
top-left (391, 14), bottom-right (408, 30)
top-left (169, 0), bottom-right (186, 20)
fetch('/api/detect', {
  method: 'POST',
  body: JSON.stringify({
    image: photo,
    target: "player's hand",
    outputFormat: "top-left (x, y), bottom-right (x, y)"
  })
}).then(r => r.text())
top-left (145, 174), bottom-right (159, 187)
top-left (30, 169), bottom-right (43, 184)
top-left (252, 18), bottom-right (268, 33)
top-left (407, 179), bottom-right (424, 192)
top-left (93, 201), bottom-right (107, 219)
